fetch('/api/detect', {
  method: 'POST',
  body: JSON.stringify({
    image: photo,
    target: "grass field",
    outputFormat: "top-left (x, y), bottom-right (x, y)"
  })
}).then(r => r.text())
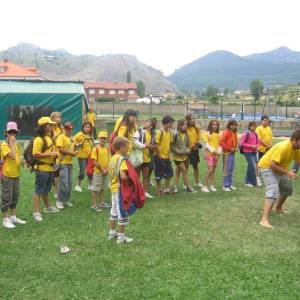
top-left (1, 153), bottom-right (300, 299)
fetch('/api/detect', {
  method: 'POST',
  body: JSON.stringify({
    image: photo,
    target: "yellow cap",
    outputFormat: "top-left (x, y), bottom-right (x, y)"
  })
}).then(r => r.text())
top-left (38, 117), bottom-right (56, 126)
top-left (98, 131), bottom-right (108, 138)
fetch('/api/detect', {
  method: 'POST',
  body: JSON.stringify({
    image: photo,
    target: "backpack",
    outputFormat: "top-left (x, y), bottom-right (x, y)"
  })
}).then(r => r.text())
top-left (109, 122), bottom-right (128, 155)
top-left (239, 131), bottom-right (257, 154)
top-left (24, 136), bottom-right (51, 171)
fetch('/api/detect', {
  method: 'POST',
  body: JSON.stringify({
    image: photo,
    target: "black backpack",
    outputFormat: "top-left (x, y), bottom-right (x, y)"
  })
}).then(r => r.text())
top-left (24, 136), bottom-right (50, 171)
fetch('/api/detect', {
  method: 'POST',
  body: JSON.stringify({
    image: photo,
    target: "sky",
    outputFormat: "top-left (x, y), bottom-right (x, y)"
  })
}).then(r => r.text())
top-left (1, 0), bottom-right (300, 75)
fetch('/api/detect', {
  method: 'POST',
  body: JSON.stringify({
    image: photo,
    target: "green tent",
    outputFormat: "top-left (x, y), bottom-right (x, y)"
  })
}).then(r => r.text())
top-left (0, 80), bottom-right (88, 139)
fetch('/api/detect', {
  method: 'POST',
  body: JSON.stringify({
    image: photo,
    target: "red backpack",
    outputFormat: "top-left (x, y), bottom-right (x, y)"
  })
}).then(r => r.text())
top-left (109, 123), bottom-right (127, 155)
top-left (86, 146), bottom-right (109, 177)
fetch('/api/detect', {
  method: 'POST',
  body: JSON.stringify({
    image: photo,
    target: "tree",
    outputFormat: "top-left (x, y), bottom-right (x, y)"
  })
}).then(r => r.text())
top-left (126, 71), bottom-right (131, 83)
top-left (250, 79), bottom-right (264, 101)
top-left (136, 80), bottom-right (145, 98)
top-left (206, 85), bottom-right (219, 98)
top-left (224, 88), bottom-right (229, 97)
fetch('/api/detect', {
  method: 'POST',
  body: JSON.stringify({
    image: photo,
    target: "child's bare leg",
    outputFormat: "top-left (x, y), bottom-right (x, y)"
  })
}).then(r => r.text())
top-left (174, 165), bottom-right (181, 187)
top-left (193, 164), bottom-right (199, 184)
top-left (260, 199), bottom-right (274, 229)
top-left (118, 224), bottom-right (125, 234)
top-left (42, 194), bottom-right (50, 208)
top-left (110, 219), bottom-right (116, 231)
top-left (275, 195), bottom-right (288, 213)
top-left (180, 163), bottom-right (191, 188)
top-left (165, 177), bottom-right (171, 190)
top-left (205, 166), bottom-right (213, 186)
top-left (10, 208), bottom-right (16, 217)
top-left (211, 166), bottom-right (216, 186)
top-left (33, 194), bottom-right (40, 213)
top-left (92, 191), bottom-right (97, 207)
top-left (98, 190), bottom-right (105, 206)
top-left (142, 166), bottom-right (149, 193)
top-left (54, 177), bottom-right (59, 195)
top-left (156, 180), bottom-right (162, 192)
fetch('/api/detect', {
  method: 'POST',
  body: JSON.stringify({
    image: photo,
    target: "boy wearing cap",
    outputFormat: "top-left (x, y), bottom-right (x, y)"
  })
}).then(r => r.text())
top-left (32, 117), bottom-right (59, 222)
top-left (90, 131), bottom-right (110, 211)
top-left (55, 122), bottom-right (78, 209)
top-left (1, 122), bottom-right (26, 229)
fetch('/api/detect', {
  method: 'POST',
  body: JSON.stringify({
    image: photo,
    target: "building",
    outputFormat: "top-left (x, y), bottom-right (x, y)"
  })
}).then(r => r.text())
top-left (84, 81), bottom-right (138, 102)
top-left (0, 59), bottom-right (44, 80)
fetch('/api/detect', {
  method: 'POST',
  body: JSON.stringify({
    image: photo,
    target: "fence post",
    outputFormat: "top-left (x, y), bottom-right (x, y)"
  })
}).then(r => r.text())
top-left (112, 97), bottom-right (115, 120)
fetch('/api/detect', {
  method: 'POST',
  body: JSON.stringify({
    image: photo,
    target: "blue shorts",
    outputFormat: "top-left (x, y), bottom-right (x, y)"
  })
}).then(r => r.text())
top-left (35, 171), bottom-right (53, 195)
top-left (154, 156), bottom-right (173, 181)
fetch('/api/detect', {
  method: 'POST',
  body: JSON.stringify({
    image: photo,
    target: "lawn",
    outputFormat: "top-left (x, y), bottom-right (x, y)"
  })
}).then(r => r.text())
top-left (0, 153), bottom-right (300, 299)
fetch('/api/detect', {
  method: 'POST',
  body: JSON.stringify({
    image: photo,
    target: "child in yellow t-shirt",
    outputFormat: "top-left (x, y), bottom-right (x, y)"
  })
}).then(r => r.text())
top-left (202, 120), bottom-right (222, 192)
top-left (1, 122), bottom-right (26, 229)
top-left (90, 131), bottom-right (110, 212)
top-left (108, 136), bottom-right (132, 244)
top-left (55, 122), bottom-right (78, 210)
top-left (73, 121), bottom-right (94, 192)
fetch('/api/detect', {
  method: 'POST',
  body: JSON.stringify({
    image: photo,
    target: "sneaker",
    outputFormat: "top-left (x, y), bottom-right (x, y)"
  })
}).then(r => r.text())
top-left (245, 183), bottom-right (254, 188)
top-left (55, 201), bottom-right (64, 210)
top-left (173, 187), bottom-right (179, 193)
top-left (44, 206), bottom-right (60, 213)
top-left (99, 202), bottom-right (111, 208)
top-left (3, 218), bottom-right (15, 229)
top-left (33, 212), bottom-right (43, 222)
top-left (117, 236), bottom-right (133, 244)
top-left (108, 232), bottom-right (118, 240)
top-left (65, 202), bottom-right (74, 207)
top-left (88, 184), bottom-right (93, 190)
top-left (91, 206), bottom-right (101, 212)
top-left (186, 187), bottom-right (197, 193)
top-left (230, 186), bottom-right (237, 191)
top-left (196, 182), bottom-right (204, 188)
top-left (145, 192), bottom-right (154, 199)
top-left (210, 186), bottom-right (217, 192)
top-left (149, 180), bottom-right (155, 187)
top-left (10, 216), bottom-right (26, 224)
top-left (222, 187), bottom-right (231, 192)
top-left (74, 185), bottom-right (83, 192)
top-left (54, 193), bottom-right (58, 199)
top-left (201, 186), bottom-right (210, 193)
top-left (183, 185), bottom-right (187, 191)
top-left (163, 188), bottom-right (171, 194)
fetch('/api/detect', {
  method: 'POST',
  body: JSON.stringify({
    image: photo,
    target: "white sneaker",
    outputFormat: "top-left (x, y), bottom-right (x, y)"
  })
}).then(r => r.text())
top-left (256, 177), bottom-right (262, 186)
top-left (43, 206), bottom-right (60, 213)
top-left (65, 202), bottom-right (74, 207)
top-left (10, 216), bottom-right (26, 224)
top-left (145, 192), bottom-right (154, 199)
top-left (201, 186), bottom-right (210, 193)
top-left (54, 193), bottom-right (58, 199)
top-left (149, 180), bottom-right (155, 187)
top-left (222, 187), bottom-right (231, 192)
top-left (210, 186), bottom-right (217, 192)
top-left (3, 217), bottom-right (15, 229)
top-left (88, 185), bottom-right (92, 191)
top-left (33, 212), bottom-right (43, 222)
top-left (245, 183), bottom-right (254, 188)
top-left (230, 186), bottom-right (237, 191)
top-left (108, 231), bottom-right (118, 240)
top-left (196, 182), bottom-right (204, 188)
top-left (56, 201), bottom-right (64, 210)
top-left (74, 185), bottom-right (83, 192)
top-left (117, 236), bottom-right (133, 244)
top-left (186, 187), bottom-right (197, 193)
top-left (173, 187), bottom-right (179, 193)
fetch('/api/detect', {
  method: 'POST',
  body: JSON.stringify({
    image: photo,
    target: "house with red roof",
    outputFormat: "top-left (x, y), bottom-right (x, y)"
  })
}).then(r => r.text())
top-left (84, 81), bottom-right (138, 102)
top-left (0, 59), bottom-right (44, 80)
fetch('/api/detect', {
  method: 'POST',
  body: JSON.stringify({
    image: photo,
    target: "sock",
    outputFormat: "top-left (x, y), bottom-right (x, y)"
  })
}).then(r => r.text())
top-left (118, 232), bottom-right (125, 240)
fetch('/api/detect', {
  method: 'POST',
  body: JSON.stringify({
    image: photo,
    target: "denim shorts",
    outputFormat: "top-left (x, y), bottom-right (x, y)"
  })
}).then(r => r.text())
top-left (35, 171), bottom-right (53, 195)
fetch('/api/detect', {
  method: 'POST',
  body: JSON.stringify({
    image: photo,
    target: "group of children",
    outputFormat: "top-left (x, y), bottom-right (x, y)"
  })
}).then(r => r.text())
top-left (1, 108), bottom-right (299, 238)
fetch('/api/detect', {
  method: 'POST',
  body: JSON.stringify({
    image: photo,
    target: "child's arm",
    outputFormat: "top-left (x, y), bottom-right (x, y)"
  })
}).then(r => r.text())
top-left (7, 136), bottom-right (16, 160)
top-left (133, 131), bottom-right (146, 149)
top-left (120, 170), bottom-right (129, 184)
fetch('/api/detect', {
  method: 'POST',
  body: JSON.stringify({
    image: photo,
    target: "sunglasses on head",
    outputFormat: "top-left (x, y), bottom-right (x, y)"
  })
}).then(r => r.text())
top-left (7, 130), bottom-right (17, 135)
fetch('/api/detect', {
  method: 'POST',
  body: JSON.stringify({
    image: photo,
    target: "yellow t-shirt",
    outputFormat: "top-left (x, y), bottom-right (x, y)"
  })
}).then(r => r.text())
top-left (143, 130), bottom-right (152, 163)
top-left (202, 132), bottom-right (220, 157)
top-left (187, 126), bottom-right (201, 149)
top-left (91, 146), bottom-right (109, 173)
top-left (173, 132), bottom-right (188, 162)
top-left (1, 142), bottom-right (21, 178)
top-left (32, 136), bottom-right (55, 172)
top-left (53, 126), bottom-right (63, 141)
top-left (56, 133), bottom-right (74, 165)
top-left (73, 132), bottom-right (93, 158)
top-left (118, 125), bottom-right (136, 155)
top-left (86, 112), bottom-right (96, 127)
top-left (109, 153), bottom-right (128, 193)
top-left (156, 129), bottom-right (172, 160)
top-left (256, 125), bottom-right (273, 153)
top-left (258, 140), bottom-right (300, 170)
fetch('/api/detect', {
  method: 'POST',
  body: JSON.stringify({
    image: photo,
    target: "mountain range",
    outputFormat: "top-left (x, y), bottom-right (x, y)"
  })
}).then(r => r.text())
top-left (167, 47), bottom-right (300, 91)
top-left (0, 43), bottom-right (177, 94)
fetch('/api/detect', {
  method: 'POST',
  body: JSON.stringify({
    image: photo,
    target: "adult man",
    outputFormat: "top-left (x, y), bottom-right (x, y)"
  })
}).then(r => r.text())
top-left (259, 129), bottom-right (300, 229)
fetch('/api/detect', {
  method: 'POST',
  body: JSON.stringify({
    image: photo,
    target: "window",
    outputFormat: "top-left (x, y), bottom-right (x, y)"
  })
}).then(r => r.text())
top-left (109, 90), bottom-right (116, 95)
top-left (99, 89), bottom-right (105, 94)
top-left (128, 90), bottom-right (135, 95)
top-left (89, 89), bottom-right (95, 94)
top-left (89, 97), bottom-right (95, 102)
top-left (0, 66), bottom-right (6, 73)
top-left (118, 90), bottom-right (125, 95)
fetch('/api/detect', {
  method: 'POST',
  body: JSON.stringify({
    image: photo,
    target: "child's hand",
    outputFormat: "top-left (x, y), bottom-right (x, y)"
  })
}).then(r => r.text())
top-left (287, 171), bottom-right (297, 180)
top-left (103, 169), bottom-right (109, 175)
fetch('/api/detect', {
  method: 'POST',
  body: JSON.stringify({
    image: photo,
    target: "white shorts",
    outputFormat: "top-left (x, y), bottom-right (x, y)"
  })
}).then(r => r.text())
top-left (110, 192), bottom-right (129, 225)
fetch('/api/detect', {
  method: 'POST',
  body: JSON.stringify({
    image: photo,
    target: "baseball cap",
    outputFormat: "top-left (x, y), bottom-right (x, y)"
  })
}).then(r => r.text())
top-left (98, 131), bottom-right (108, 138)
top-left (38, 117), bottom-right (56, 126)
top-left (6, 121), bottom-right (19, 133)
top-left (64, 122), bottom-right (73, 130)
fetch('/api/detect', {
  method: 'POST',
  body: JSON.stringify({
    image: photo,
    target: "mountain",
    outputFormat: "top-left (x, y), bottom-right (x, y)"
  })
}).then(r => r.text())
top-left (0, 43), bottom-right (177, 94)
top-left (167, 47), bottom-right (300, 91)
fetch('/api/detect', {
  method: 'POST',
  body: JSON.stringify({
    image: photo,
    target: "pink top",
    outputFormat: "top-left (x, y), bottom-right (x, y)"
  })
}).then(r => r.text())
top-left (240, 131), bottom-right (260, 153)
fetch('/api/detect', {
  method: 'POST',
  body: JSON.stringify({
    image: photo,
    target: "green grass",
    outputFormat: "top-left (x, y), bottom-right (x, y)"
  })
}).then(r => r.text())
top-left (1, 153), bottom-right (300, 299)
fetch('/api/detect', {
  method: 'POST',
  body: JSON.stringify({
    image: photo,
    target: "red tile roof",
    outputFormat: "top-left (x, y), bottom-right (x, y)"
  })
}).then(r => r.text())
top-left (0, 60), bottom-right (40, 77)
top-left (84, 81), bottom-right (137, 90)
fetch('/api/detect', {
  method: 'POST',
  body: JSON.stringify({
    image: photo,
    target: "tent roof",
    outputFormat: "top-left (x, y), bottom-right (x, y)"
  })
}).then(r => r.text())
top-left (0, 80), bottom-right (85, 94)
